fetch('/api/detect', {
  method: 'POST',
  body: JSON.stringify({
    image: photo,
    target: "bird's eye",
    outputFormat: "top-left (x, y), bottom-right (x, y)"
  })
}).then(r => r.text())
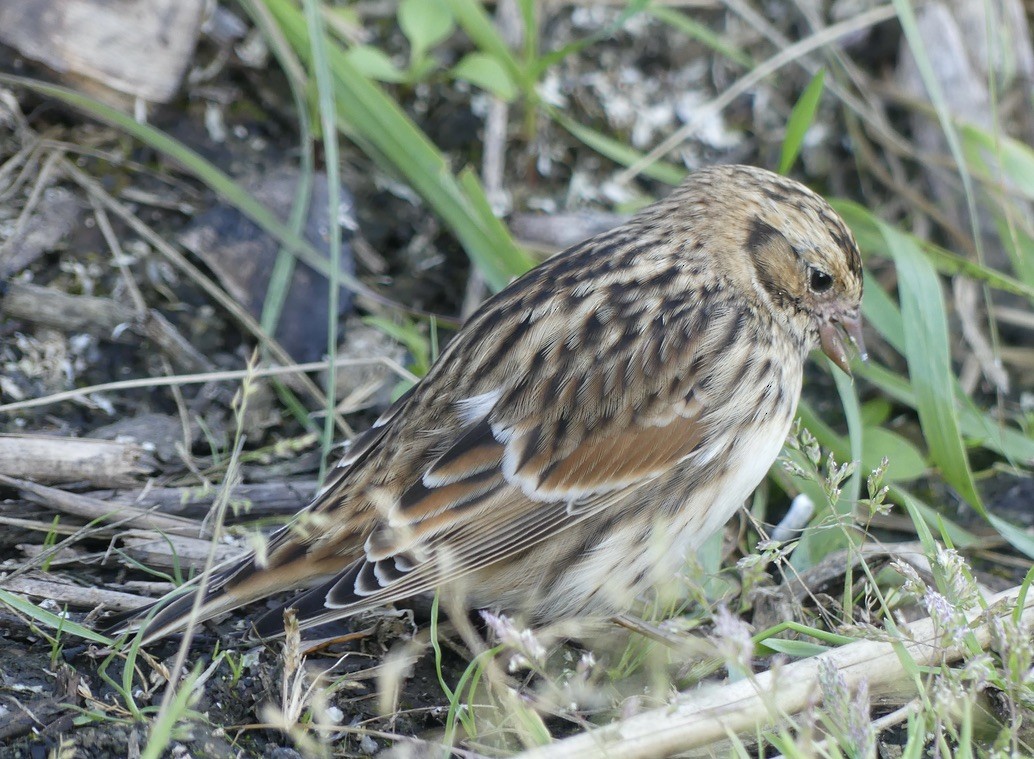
top-left (809, 268), bottom-right (833, 293)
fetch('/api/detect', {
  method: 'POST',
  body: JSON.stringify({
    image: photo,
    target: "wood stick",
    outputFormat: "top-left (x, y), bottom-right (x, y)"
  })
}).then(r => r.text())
top-left (0, 435), bottom-right (154, 488)
top-left (515, 585), bottom-right (1032, 759)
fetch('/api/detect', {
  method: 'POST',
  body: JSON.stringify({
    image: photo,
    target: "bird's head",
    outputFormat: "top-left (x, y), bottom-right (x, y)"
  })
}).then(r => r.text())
top-left (662, 165), bottom-right (866, 373)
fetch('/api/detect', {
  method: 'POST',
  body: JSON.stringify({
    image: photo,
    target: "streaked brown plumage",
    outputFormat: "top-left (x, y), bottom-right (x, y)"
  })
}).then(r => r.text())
top-left (112, 164), bottom-right (865, 644)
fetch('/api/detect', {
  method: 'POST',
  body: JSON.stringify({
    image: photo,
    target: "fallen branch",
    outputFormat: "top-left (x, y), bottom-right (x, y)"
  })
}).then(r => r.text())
top-left (0, 474), bottom-right (198, 534)
top-left (0, 573), bottom-right (149, 612)
top-left (0, 436), bottom-right (155, 487)
top-left (516, 584), bottom-right (1032, 759)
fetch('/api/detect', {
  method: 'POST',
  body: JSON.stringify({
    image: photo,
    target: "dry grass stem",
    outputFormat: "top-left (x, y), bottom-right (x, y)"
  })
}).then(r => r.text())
top-left (0, 356), bottom-right (415, 415)
top-left (615, 4), bottom-right (900, 184)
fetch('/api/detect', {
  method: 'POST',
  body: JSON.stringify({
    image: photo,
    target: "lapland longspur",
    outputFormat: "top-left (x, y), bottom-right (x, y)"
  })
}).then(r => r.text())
top-left (111, 164), bottom-right (865, 644)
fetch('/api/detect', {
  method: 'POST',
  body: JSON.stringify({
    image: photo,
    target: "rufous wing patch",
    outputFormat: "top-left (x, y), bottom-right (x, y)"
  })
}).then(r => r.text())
top-left (529, 413), bottom-right (703, 496)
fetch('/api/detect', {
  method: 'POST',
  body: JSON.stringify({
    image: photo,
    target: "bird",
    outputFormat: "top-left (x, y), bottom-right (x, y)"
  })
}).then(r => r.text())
top-left (109, 164), bottom-right (865, 645)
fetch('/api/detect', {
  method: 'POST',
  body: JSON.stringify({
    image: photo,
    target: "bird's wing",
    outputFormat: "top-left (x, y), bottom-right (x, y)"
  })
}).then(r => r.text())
top-left (306, 403), bottom-right (705, 610)
top-left (118, 341), bottom-right (711, 642)
top-left (285, 300), bottom-right (752, 626)
top-left (122, 281), bottom-right (749, 640)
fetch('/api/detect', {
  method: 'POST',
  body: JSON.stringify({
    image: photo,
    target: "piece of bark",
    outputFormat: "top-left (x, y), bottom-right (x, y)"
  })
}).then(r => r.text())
top-left (0, 514), bottom-right (86, 538)
top-left (0, 0), bottom-right (205, 104)
top-left (90, 412), bottom-right (196, 464)
top-left (0, 186), bottom-right (80, 276)
top-left (0, 436), bottom-right (155, 487)
top-left (179, 167), bottom-right (357, 363)
top-left (116, 532), bottom-right (244, 570)
top-left (17, 543), bottom-right (99, 567)
top-left (2, 280), bottom-right (136, 334)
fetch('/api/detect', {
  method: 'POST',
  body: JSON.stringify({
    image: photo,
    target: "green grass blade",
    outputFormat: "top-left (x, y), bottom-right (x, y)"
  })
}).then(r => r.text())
top-left (860, 427), bottom-right (926, 482)
top-left (142, 663), bottom-right (204, 759)
top-left (779, 69), bottom-right (825, 175)
top-left (834, 200), bottom-right (1034, 300)
top-left (832, 362), bottom-right (863, 505)
top-left (533, 0), bottom-right (651, 75)
top-left (990, 213), bottom-right (1034, 288)
top-left (989, 515), bottom-right (1034, 557)
top-left (892, 487), bottom-right (978, 547)
top-left (877, 221), bottom-right (983, 510)
top-left (798, 400), bottom-right (928, 485)
top-left (860, 272), bottom-right (1034, 464)
top-left (399, 0), bottom-right (455, 62)
top-left (961, 124), bottom-right (1034, 202)
top-left (649, 7), bottom-right (752, 68)
top-left (239, 0), bottom-right (316, 339)
top-left (856, 361), bottom-right (1034, 463)
top-left (960, 124), bottom-right (1034, 286)
top-left (452, 52), bottom-right (519, 101)
top-left (759, 639), bottom-right (830, 657)
top-left (263, 0), bottom-right (534, 291)
top-left (441, 0), bottom-right (525, 87)
top-left (0, 589), bottom-right (114, 645)
top-left (862, 272), bottom-right (907, 353)
top-left (838, 203), bottom-right (1034, 467)
top-left (303, 0), bottom-right (345, 480)
top-left (892, 0), bottom-right (982, 256)
top-left (0, 73), bottom-right (376, 302)
top-left (550, 108), bottom-right (686, 185)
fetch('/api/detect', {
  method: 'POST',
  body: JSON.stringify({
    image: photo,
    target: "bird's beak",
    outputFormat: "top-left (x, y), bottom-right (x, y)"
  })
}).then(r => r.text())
top-left (819, 311), bottom-right (867, 375)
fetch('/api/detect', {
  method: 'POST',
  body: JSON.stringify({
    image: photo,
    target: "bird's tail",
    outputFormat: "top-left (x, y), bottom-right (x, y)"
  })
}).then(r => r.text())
top-left (102, 550), bottom-right (362, 645)
top-left (102, 554), bottom-right (255, 645)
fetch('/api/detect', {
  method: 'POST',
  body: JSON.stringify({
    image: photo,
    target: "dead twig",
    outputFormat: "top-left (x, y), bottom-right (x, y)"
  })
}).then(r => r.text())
top-left (0, 474), bottom-right (200, 535)
top-left (0, 281), bottom-right (212, 374)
